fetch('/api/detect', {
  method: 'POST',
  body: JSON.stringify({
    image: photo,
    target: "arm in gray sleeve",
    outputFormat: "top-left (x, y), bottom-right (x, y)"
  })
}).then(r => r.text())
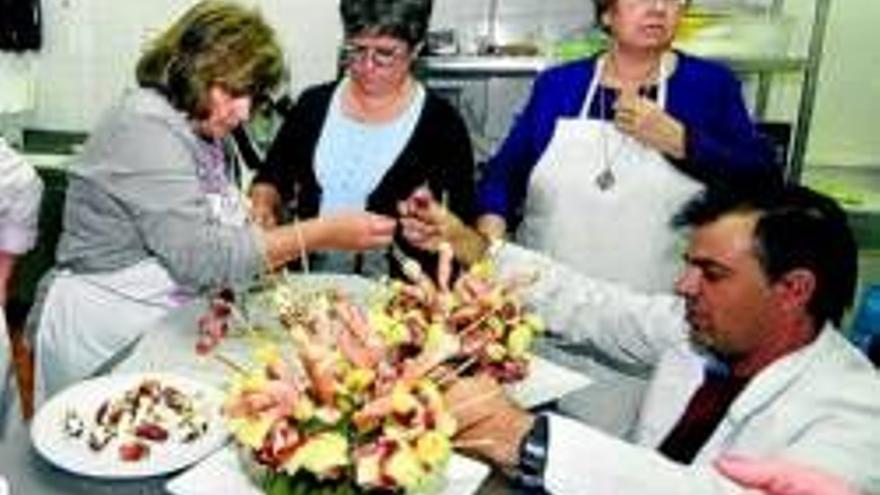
top-left (100, 117), bottom-right (266, 290)
top-left (495, 242), bottom-right (688, 372)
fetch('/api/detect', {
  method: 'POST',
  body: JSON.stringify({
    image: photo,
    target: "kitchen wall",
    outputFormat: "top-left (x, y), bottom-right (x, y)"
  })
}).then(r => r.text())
top-left (780, 0), bottom-right (880, 168)
top-left (4, 0), bottom-right (341, 132)
top-left (1, 0), bottom-right (877, 169)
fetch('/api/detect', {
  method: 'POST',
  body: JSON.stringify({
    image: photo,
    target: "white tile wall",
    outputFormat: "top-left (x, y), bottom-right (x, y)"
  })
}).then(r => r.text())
top-left (25, 0), bottom-right (340, 132)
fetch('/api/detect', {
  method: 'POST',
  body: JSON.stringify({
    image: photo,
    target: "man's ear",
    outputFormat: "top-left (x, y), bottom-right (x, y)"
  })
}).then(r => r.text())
top-left (774, 268), bottom-right (816, 312)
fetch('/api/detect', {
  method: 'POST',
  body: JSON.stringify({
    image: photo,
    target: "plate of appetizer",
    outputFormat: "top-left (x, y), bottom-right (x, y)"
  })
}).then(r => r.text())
top-left (165, 445), bottom-right (491, 495)
top-left (31, 372), bottom-right (227, 478)
top-left (507, 355), bottom-right (593, 409)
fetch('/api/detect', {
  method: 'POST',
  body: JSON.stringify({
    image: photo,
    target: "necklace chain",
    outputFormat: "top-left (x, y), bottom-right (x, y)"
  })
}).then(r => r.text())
top-left (595, 52), bottom-right (667, 191)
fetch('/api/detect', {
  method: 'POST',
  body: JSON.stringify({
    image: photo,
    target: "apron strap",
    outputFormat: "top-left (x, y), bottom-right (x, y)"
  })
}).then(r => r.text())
top-left (579, 51), bottom-right (673, 120)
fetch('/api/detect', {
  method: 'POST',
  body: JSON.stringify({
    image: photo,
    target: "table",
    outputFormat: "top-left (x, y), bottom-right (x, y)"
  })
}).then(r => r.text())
top-left (0, 274), bottom-right (521, 494)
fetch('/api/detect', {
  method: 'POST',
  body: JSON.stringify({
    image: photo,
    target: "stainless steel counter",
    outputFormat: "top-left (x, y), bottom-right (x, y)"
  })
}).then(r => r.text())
top-left (419, 55), bottom-right (552, 78)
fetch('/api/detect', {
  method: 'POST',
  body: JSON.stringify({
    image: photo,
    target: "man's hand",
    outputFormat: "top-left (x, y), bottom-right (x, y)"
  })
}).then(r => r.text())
top-left (714, 454), bottom-right (859, 495)
top-left (614, 87), bottom-right (686, 159)
top-left (445, 373), bottom-right (534, 471)
top-left (398, 187), bottom-right (488, 265)
top-left (398, 187), bottom-right (446, 252)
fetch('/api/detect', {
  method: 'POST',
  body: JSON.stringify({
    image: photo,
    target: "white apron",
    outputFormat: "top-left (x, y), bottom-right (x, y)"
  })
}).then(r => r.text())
top-left (519, 54), bottom-right (703, 436)
top-left (517, 54), bottom-right (703, 294)
top-left (35, 181), bottom-right (249, 401)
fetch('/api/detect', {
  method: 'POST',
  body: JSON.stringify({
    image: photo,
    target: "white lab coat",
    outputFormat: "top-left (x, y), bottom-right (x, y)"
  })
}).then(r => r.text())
top-left (496, 243), bottom-right (880, 495)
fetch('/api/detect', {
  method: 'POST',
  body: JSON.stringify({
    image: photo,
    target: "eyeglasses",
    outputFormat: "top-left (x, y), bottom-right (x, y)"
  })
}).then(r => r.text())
top-left (342, 42), bottom-right (408, 69)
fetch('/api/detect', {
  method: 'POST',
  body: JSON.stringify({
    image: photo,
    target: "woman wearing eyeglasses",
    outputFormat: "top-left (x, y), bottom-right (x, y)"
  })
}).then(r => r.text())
top-left (474, 0), bottom-right (778, 436)
top-left (250, 0), bottom-right (476, 278)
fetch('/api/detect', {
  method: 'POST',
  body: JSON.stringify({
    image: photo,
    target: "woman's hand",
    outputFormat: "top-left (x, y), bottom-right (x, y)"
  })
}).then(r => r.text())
top-left (249, 183), bottom-right (281, 228)
top-left (614, 87), bottom-right (686, 159)
top-left (320, 211), bottom-right (396, 251)
top-left (398, 187), bottom-right (488, 265)
top-left (714, 454), bottom-right (859, 495)
top-left (262, 211), bottom-right (395, 270)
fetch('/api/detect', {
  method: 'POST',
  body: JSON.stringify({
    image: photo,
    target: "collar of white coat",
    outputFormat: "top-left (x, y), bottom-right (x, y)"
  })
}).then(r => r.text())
top-left (725, 324), bottom-right (864, 424)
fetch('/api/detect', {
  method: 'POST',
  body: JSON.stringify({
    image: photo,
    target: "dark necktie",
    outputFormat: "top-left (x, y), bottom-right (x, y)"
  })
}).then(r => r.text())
top-left (657, 366), bottom-right (750, 463)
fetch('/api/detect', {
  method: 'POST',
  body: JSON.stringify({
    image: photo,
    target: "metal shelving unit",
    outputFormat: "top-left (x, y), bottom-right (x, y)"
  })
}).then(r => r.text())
top-left (739, 0), bottom-right (832, 181)
top-left (785, 0), bottom-right (831, 182)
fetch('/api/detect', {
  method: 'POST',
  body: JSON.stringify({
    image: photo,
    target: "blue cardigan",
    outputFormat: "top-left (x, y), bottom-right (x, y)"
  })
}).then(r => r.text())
top-left (477, 51), bottom-right (778, 221)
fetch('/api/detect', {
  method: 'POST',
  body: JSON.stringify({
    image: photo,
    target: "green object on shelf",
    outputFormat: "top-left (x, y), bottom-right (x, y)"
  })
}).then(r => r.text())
top-left (810, 180), bottom-right (865, 207)
top-left (553, 31), bottom-right (609, 62)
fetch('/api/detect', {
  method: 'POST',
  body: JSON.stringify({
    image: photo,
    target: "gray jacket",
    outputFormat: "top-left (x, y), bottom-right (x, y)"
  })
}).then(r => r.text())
top-left (55, 88), bottom-right (264, 290)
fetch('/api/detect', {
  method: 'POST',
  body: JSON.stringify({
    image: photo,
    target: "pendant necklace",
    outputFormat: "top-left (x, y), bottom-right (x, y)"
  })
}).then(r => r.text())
top-left (594, 52), bottom-right (666, 191)
top-left (596, 57), bottom-right (616, 191)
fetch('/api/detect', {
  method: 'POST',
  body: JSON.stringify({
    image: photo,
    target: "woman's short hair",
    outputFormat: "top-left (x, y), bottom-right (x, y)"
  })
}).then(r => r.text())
top-left (136, 0), bottom-right (284, 119)
top-left (340, 0), bottom-right (433, 48)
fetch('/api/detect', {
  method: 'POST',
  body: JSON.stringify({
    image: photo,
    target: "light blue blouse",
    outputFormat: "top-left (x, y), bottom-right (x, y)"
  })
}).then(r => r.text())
top-left (314, 78), bottom-right (426, 213)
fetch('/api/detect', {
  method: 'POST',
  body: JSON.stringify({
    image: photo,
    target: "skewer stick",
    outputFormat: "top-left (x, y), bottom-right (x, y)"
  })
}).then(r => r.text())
top-left (434, 355), bottom-right (479, 388)
top-left (453, 438), bottom-right (496, 449)
top-left (458, 310), bottom-right (494, 340)
top-left (212, 352), bottom-right (248, 375)
top-left (449, 387), bottom-right (502, 415)
top-left (293, 215), bottom-right (309, 274)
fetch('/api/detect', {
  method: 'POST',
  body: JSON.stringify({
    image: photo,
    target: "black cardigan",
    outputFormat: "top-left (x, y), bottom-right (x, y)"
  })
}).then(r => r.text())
top-left (255, 81), bottom-right (476, 277)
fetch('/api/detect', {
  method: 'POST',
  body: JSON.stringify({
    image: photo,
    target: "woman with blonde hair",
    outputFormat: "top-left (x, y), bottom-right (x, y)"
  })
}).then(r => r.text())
top-left (31, 0), bottom-right (395, 399)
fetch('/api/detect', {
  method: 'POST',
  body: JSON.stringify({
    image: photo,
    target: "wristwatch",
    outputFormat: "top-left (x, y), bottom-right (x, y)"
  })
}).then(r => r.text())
top-left (513, 413), bottom-right (549, 491)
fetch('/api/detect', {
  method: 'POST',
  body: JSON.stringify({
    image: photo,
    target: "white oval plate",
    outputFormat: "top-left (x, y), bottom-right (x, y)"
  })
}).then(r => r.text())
top-left (31, 372), bottom-right (227, 479)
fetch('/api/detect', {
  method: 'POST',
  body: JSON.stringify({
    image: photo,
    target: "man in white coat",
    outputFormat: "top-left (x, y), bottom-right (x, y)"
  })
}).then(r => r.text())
top-left (401, 184), bottom-right (879, 494)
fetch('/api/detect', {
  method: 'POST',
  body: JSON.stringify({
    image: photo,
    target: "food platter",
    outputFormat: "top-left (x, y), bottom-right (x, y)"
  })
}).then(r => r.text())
top-left (165, 445), bottom-right (490, 495)
top-left (31, 372), bottom-right (227, 479)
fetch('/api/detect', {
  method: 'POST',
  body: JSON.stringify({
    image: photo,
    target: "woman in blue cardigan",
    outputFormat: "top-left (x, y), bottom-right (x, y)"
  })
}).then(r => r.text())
top-left (474, 0), bottom-right (778, 437)
top-left (476, 0), bottom-right (777, 294)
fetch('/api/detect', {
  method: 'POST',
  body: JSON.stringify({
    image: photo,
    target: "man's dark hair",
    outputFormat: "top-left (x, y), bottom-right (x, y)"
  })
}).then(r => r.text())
top-left (675, 185), bottom-right (858, 329)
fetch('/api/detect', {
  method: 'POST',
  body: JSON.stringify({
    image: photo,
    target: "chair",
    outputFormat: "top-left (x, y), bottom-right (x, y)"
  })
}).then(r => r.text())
top-left (756, 121), bottom-right (791, 177)
top-left (8, 167), bottom-right (67, 312)
top-left (849, 284), bottom-right (880, 367)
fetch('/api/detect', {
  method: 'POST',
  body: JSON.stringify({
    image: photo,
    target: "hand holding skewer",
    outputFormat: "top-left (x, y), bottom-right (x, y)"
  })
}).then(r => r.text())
top-left (398, 187), bottom-right (490, 266)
